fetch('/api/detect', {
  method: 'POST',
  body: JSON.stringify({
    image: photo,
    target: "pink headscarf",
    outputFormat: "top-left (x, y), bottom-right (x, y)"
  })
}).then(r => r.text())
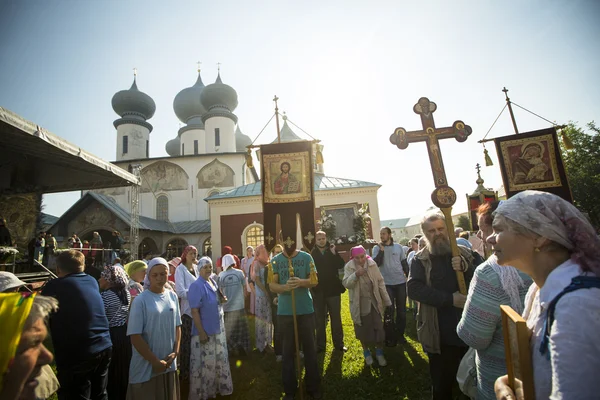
top-left (495, 190), bottom-right (600, 276)
top-left (180, 245), bottom-right (198, 263)
top-left (350, 245), bottom-right (366, 259)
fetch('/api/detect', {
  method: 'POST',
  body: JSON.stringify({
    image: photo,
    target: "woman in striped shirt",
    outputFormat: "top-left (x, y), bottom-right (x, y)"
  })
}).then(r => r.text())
top-left (99, 264), bottom-right (132, 400)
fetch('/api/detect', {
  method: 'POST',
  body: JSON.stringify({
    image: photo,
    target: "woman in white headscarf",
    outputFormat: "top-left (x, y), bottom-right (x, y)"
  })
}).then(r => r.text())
top-left (492, 191), bottom-right (600, 400)
top-left (457, 201), bottom-right (533, 400)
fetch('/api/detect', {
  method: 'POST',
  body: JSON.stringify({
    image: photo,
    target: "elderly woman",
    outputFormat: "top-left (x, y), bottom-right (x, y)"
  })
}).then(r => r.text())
top-left (125, 260), bottom-right (147, 299)
top-left (188, 256), bottom-right (233, 399)
top-left (99, 264), bottom-right (133, 400)
top-left (342, 245), bottom-right (392, 366)
top-left (491, 191), bottom-right (600, 400)
top-left (218, 254), bottom-right (251, 355)
top-left (252, 244), bottom-right (274, 353)
top-left (0, 293), bottom-right (58, 400)
top-left (457, 201), bottom-right (533, 400)
top-left (175, 245), bottom-right (200, 383)
top-left (127, 258), bottom-right (182, 400)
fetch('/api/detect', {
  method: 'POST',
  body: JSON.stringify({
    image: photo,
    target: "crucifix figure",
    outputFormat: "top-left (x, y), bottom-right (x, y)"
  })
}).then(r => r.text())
top-left (390, 97), bottom-right (473, 294)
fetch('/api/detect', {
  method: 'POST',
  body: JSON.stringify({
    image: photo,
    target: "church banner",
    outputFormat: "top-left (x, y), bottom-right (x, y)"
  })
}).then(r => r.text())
top-left (494, 127), bottom-right (572, 202)
top-left (261, 141), bottom-right (316, 255)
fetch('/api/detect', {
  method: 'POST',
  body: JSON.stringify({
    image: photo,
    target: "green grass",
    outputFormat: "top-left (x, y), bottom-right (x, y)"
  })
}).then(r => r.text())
top-left (47, 292), bottom-right (432, 399)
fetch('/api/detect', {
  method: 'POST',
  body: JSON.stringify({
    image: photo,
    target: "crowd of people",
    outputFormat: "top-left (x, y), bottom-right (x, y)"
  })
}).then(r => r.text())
top-left (1, 190), bottom-right (599, 400)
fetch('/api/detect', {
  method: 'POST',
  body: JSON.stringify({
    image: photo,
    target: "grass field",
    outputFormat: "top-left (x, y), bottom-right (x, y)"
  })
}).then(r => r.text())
top-left (48, 291), bottom-right (432, 399)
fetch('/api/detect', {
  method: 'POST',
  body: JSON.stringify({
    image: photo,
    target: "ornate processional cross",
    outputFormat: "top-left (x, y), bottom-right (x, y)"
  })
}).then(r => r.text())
top-left (389, 97), bottom-right (473, 294)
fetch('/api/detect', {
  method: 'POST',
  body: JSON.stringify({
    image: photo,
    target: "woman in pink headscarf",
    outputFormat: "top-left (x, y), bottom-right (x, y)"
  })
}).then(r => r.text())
top-left (491, 191), bottom-right (600, 400)
top-left (342, 245), bottom-right (391, 367)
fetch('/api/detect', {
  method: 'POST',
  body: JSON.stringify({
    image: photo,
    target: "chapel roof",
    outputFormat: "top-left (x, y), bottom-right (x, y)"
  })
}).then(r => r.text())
top-left (205, 175), bottom-right (380, 201)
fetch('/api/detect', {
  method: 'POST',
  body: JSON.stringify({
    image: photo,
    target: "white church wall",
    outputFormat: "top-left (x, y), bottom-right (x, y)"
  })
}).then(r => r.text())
top-left (116, 124), bottom-right (149, 161)
top-left (180, 127), bottom-right (206, 156)
top-left (204, 116), bottom-right (235, 153)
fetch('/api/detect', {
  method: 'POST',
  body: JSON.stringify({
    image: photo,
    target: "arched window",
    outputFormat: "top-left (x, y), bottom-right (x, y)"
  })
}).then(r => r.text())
top-left (166, 238), bottom-right (188, 260)
top-left (245, 225), bottom-right (263, 249)
top-left (156, 195), bottom-right (169, 221)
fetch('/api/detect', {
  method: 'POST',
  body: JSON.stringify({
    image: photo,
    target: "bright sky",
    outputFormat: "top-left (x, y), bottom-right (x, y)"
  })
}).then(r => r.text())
top-left (1, 0), bottom-right (598, 221)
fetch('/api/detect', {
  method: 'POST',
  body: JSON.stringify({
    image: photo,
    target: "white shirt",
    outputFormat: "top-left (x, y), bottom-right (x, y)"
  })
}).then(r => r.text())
top-left (522, 259), bottom-right (600, 400)
top-left (174, 263), bottom-right (200, 317)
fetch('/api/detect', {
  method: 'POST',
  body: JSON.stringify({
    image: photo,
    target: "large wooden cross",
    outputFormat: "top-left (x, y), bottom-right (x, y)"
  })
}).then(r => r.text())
top-left (390, 97), bottom-right (473, 294)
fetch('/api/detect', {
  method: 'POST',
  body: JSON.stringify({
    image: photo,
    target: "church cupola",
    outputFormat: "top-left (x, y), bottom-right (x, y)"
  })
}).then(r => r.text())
top-left (175, 67), bottom-right (208, 156)
top-left (200, 70), bottom-right (238, 153)
top-left (111, 71), bottom-right (155, 161)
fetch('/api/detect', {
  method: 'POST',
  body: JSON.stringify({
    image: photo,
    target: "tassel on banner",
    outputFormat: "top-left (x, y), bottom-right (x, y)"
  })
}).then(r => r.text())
top-left (246, 149), bottom-right (254, 168)
top-left (561, 131), bottom-right (574, 150)
top-left (484, 147), bottom-right (494, 166)
top-left (309, 261), bottom-right (318, 285)
top-left (316, 148), bottom-right (324, 165)
top-left (267, 261), bottom-right (274, 284)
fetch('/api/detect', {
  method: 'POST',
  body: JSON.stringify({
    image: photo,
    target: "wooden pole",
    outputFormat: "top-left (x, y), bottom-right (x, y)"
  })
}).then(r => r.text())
top-left (287, 255), bottom-right (303, 400)
top-left (503, 87), bottom-right (519, 135)
top-left (440, 207), bottom-right (467, 293)
top-left (274, 95), bottom-right (281, 143)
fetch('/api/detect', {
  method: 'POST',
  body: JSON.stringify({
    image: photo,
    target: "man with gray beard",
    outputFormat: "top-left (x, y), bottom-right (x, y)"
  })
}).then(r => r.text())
top-left (407, 211), bottom-right (483, 400)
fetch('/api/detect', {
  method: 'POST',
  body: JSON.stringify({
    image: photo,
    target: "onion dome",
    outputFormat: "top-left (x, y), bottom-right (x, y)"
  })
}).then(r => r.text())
top-left (235, 125), bottom-right (252, 151)
top-left (111, 78), bottom-right (156, 121)
top-left (165, 137), bottom-right (181, 157)
top-left (173, 72), bottom-right (206, 126)
top-left (200, 73), bottom-right (238, 122)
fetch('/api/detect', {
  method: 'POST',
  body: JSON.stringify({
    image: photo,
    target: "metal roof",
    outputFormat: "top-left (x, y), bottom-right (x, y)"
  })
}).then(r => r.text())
top-left (51, 192), bottom-right (210, 234)
top-left (380, 218), bottom-right (411, 229)
top-left (206, 174), bottom-right (380, 200)
top-left (0, 107), bottom-right (139, 194)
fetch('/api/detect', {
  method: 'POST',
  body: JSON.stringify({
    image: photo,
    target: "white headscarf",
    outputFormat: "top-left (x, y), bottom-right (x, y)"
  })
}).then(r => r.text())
top-left (495, 190), bottom-right (600, 275)
top-left (221, 254), bottom-right (235, 271)
top-left (143, 257), bottom-right (169, 289)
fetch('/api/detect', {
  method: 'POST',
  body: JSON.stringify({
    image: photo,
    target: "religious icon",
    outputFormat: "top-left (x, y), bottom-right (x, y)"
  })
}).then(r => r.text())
top-left (263, 151), bottom-right (311, 203)
top-left (497, 131), bottom-right (562, 192)
top-left (273, 161), bottom-right (301, 194)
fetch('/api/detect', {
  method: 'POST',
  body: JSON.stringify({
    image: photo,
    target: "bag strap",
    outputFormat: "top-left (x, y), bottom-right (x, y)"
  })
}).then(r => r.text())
top-left (540, 275), bottom-right (600, 356)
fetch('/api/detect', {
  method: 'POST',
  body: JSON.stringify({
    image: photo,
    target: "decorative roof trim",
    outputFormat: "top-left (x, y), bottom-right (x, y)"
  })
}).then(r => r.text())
top-left (113, 118), bottom-right (153, 132)
top-left (178, 124), bottom-right (205, 136)
top-left (201, 109), bottom-right (238, 124)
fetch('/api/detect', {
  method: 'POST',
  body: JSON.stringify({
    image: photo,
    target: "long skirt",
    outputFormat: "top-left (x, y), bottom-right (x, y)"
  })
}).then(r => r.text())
top-left (107, 325), bottom-right (131, 400)
top-left (189, 314), bottom-right (233, 399)
top-left (126, 371), bottom-right (180, 400)
top-left (254, 294), bottom-right (273, 352)
top-left (179, 314), bottom-right (193, 381)
top-left (353, 305), bottom-right (385, 344)
top-left (223, 309), bottom-right (250, 353)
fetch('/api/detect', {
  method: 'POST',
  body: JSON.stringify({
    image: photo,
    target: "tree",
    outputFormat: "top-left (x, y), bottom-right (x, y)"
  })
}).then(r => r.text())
top-left (560, 122), bottom-right (600, 229)
top-left (456, 215), bottom-right (471, 232)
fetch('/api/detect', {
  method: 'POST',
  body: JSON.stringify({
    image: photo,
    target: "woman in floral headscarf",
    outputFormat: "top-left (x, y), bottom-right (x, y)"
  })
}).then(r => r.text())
top-left (99, 264), bottom-right (132, 400)
top-left (491, 191), bottom-right (600, 400)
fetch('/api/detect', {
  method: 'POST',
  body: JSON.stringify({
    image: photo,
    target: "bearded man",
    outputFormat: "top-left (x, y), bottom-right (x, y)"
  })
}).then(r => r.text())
top-left (407, 211), bottom-right (484, 400)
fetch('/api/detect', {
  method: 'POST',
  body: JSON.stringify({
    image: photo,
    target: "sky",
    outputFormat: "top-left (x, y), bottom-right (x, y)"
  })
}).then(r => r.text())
top-left (1, 0), bottom-right (599, 221)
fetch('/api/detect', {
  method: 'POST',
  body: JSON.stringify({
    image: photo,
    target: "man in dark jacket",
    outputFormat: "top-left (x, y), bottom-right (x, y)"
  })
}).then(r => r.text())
top-left (311, 231), bottom-right (347, 353)
top-left (407, 212), bottom-right (483, 400)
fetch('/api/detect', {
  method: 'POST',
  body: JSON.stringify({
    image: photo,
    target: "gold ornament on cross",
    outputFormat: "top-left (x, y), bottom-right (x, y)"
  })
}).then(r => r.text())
top-left (283, 236), bottom-right (295, 248)
top-left (265, 232), bottom-right (274, 244)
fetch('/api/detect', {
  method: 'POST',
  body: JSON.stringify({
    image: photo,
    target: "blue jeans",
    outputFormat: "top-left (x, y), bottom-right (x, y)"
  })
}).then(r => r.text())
top-left (57, 347), bottom-right (112, 400)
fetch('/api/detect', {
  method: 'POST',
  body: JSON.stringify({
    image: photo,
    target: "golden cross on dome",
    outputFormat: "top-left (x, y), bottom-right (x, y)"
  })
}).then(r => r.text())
top-left (304, 232), bottom-right (315, 243)
top-left (133, 67), bottom-right (137, 77)
top-left (283, 236), bottom-right (295, 248)
top-left (265, 232), bottom-right (274, 244)
top-left (217, 62), bottom-right (221, 72)
top-left (197, 61), bottom-right (202, 72)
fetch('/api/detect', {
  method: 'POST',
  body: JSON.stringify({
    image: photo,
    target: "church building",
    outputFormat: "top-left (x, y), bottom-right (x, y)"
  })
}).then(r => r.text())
top-left (50, 70), bottom-right (382, 260)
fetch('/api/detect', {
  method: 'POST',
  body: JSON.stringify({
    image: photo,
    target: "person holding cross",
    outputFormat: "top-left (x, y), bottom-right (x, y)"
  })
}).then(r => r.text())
top-left (268, 248), bottom-right (321, 400)
top-left (407, 211), bottom-right (483, 400)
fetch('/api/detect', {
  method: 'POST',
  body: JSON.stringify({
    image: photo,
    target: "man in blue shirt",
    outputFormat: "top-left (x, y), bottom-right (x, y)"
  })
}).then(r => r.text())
top-left (42, 249), bottom-right (112, 400)
top-left (373, 226), bottom-right (409, 346)
top-left (269, 249), bottom-right (321, 400)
